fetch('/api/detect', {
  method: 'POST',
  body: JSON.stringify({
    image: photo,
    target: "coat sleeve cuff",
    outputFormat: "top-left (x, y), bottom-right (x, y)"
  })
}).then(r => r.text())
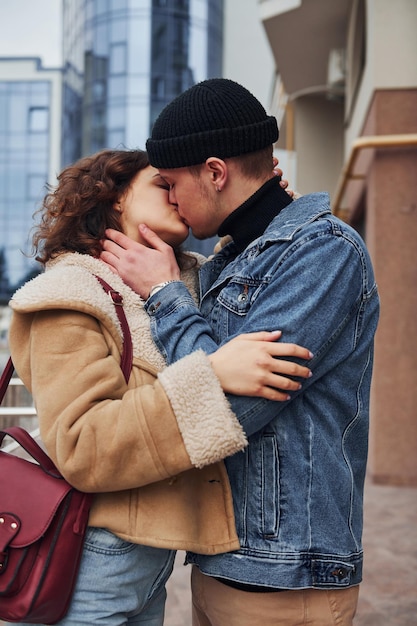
top-left (158, 350), bottom-right (247, 468)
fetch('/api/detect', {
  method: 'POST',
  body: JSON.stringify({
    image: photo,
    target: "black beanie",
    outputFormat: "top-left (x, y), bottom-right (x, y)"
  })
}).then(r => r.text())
top-left (146, 78), bottom-right (279, 169)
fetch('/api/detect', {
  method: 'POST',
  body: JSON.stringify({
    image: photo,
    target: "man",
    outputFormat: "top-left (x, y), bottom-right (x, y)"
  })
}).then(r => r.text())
top-left (102, 79), bottom-right (379, 626)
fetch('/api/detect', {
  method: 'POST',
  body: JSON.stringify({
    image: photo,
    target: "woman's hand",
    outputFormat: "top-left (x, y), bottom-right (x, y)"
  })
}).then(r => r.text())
top-left (100, 226), bottom-right (180, 299)
top-left (208, 331), bottom-right (313, 401)
top-left (272, 157), bottom-right (300, 199)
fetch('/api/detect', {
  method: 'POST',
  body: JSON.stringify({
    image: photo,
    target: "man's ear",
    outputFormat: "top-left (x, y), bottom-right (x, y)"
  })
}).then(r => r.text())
top-left (205, 157), bottom-right (227, 192)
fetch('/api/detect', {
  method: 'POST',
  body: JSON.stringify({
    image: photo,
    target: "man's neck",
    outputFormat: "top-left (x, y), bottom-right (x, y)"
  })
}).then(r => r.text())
top-left (222, 173), bottom-right (273, 216)
top-left (218, 177), bottom-right (293, 252)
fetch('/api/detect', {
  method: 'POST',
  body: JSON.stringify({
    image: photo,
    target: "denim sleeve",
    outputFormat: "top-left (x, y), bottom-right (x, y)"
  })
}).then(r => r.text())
top-left (145, 234), bottom-right (372, 436)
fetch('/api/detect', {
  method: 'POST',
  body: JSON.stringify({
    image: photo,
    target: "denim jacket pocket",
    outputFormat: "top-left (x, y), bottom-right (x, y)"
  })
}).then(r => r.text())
top-left (261, 433), bottom-right (280, 538)
top-left (217, 280), bottom-right (264, 316)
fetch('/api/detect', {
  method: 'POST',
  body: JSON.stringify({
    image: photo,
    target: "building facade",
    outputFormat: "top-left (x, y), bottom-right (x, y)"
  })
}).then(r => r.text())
top-left (260, 0), bottom-right (417, 486)
top-left (0, 58), bottom-right (62, 302)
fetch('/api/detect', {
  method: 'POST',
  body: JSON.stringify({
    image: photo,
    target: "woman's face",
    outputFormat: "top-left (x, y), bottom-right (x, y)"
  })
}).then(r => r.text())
top-left (117, 165), bottom-right (189, 247)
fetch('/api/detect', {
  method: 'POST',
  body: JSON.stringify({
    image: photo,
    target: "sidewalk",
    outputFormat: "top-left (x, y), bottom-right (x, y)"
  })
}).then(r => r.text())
top-left (164, 478), bottom-right (417, 625)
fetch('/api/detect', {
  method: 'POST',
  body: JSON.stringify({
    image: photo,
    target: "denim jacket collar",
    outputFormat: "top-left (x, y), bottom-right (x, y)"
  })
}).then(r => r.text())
top-left (200, 193), bottom-right (331, 300)
top-left (258, 191), bottom-right (331, 245)
top-left (220, 192), bottom-right (331, 255)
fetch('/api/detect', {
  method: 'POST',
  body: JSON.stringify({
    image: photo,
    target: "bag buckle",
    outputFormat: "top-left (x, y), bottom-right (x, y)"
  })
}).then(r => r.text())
top-left (0, 513), bottom-right (20, 573)
top-left (107, 290), bottom-right (123, 306)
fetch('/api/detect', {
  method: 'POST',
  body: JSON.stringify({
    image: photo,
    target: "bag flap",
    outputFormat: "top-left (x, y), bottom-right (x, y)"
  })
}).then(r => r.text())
top-left (0, 450), bottom-right (72, 547)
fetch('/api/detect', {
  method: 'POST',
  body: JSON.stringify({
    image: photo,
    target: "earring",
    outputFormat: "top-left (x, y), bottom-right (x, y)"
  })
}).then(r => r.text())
top-left (215, 186), bottom-right (221, 192)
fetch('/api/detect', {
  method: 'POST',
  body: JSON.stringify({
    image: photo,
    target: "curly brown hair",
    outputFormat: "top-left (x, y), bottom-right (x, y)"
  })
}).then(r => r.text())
top-left (33, 149), bottom-right (150, 265)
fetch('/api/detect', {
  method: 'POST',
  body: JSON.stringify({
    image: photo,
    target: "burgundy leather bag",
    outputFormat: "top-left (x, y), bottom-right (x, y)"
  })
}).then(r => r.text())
top-left (0, 277), bottom-right (132, 624)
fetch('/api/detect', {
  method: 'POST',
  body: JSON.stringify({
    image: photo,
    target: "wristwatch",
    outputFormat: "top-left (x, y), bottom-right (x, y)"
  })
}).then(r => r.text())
top-left (148, 280), bottom-right (178, 299)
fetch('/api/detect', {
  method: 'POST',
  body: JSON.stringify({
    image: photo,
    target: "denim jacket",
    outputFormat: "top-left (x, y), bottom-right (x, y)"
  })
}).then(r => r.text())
top-left (146, 192), bottom-right (380, 589)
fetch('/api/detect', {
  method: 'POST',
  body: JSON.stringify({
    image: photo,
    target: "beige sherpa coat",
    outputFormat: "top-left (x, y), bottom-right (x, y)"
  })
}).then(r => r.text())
top-left (8, 253), bottom-right (246, 554)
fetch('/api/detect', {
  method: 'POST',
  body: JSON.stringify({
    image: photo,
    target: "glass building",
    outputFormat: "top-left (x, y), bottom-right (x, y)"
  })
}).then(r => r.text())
top-left (62, 0), bottom-right (224, 166)
top-left (0, 58), bottom-right (62, 302)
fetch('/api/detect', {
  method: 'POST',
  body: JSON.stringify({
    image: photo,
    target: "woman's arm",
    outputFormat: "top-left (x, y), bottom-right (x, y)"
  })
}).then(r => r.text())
top-left (10, 308), bottom-right (247, 492)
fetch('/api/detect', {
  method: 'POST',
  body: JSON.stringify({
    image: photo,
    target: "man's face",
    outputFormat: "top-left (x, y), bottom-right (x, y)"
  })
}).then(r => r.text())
top-left (158, 166), bottom-right (223, 240)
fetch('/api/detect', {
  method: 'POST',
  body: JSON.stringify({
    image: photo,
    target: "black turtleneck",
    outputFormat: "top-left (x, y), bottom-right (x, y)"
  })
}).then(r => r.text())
top-left (217, 177), bottom-right (293, 252)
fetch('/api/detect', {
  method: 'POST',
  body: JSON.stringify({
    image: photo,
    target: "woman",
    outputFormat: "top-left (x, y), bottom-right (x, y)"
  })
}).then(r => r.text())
top-left (8, 149), bottom-right (312, 625)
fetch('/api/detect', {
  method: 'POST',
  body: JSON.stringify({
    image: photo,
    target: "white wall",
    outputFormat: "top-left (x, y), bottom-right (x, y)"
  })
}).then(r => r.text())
top-left (223, 0), bottom-right (275, 109)
top-left (222, 1), bottom-right (296, 183)
top-left (370, 0), bottom-right (417, 89)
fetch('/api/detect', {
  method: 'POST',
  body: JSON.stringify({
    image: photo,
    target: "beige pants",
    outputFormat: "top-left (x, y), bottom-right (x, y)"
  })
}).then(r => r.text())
top-left (191, 566), bottom-right (359, 626)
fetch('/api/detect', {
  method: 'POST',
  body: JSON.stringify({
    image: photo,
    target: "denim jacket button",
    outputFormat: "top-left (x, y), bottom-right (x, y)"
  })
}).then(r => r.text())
top-left (148, 302), bottom-right (160, 315)
top-left (332, 567), bottom-right (348, 579)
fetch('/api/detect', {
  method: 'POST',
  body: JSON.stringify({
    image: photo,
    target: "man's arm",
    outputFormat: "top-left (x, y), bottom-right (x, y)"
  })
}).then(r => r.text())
top-left (143, 235), bottom-right (366, 436)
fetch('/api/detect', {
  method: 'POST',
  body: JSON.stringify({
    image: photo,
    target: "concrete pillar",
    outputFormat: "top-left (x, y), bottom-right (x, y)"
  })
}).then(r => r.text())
top-left (363, 90), bottom-right (417, 485)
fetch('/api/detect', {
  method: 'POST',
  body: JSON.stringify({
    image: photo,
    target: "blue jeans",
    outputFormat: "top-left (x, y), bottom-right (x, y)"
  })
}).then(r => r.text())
top-left (16, 527), bottom-right (176, 626)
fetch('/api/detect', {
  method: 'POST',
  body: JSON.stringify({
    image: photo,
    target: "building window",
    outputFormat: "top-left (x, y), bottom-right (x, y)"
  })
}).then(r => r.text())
top-left (108, 76), bottom-right (126, 99)
top-left (28, 107), bottom-right (49, 132)
top-left (110, 17), bottom-right (127, 42)
top-left (108, 103), bottom-right (125, 127)
top-left (152, 76), bottom-right (165, 98)
top-left (27, 174), bottom-right (45, 201)
top-left (94, 0), bottom-right (109, 16)
top-left (110, 0), bottom-right (127, 9)
top-left (108, 128), bottom-right (125, 148)
top-left (92, 79), bottom-right (107, 102)
top-left (110, 42), bottom-right (127, 75)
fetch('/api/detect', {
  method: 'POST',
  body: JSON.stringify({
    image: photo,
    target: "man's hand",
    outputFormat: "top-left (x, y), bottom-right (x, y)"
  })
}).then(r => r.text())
top-left (100, 225), bottom-right (181, 299)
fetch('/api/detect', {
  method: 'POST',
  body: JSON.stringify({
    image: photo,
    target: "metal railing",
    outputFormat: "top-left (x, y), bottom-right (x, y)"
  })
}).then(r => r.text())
top-left (0, 376), bottom-right (39, 453)
top-left (332, 133), bottom-right (417, 218)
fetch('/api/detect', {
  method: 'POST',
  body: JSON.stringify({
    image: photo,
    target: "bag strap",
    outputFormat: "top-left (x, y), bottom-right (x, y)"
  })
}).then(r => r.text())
top-left (0, 361), bottom-right (60, 474)
top-left (0, 425), bottom-right (59, 474)
top-left (94, 275), bottom-right (133, 383)
top-left (0, 357), bottom-right (14, 404)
